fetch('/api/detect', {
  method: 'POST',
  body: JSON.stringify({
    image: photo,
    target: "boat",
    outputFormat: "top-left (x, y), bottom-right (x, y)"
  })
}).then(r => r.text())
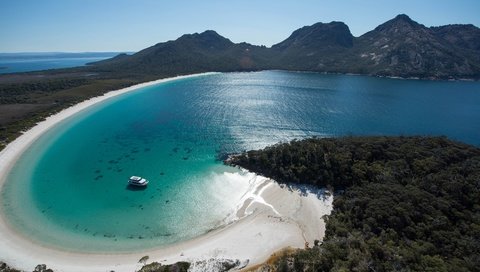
top-left (128, 176), bottom-right (149, 187)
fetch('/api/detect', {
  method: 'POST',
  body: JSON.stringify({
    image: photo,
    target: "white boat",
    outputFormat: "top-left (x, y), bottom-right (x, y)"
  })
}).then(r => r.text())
top-left (128, 176), bottom-right (149, 187)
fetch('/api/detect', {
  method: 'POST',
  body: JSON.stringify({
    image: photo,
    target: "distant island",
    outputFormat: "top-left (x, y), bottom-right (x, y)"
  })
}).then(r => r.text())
top-left (1, 14), bottom-right (479, 150)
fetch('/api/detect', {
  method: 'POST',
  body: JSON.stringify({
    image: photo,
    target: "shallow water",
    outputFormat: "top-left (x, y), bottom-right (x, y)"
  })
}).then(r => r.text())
top-left (2, 71), bottom-right (480, 251)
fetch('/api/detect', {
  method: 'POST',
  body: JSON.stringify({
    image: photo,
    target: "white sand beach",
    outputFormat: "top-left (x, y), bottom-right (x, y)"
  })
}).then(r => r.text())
top-left (0, 73), bottom-right (333, 272)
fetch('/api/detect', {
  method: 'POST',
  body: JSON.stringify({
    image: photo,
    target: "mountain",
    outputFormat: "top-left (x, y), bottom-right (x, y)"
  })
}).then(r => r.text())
top-left (351, 14), bottom-right (480, 78)
top-left (89, 14), bottom-right (480, 79)
top-left (267, 14), bottom-right (480, 78)
top-left (272, 21), bottom-right (354, 50)
top-left (91, 30), bottom-right (272, 78)
top-left (270, 21), bottom-right (354, 71)
top-left (431, 24), bottom-right (480, 52)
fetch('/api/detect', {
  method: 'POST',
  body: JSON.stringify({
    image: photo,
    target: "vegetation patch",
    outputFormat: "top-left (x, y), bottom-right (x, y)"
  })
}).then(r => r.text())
top-left (228, 136), bottom-right (480, 271)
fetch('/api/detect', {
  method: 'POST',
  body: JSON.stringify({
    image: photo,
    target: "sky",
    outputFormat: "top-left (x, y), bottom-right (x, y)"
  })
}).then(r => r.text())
top-left (1, 0), bottom-right (479, 53)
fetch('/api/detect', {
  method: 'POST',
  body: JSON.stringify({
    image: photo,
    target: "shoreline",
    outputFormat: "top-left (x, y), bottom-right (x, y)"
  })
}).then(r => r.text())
top-left (270, 69), bottom-right (480, 82)
top-left (0, 73), bottom-right (333, 272)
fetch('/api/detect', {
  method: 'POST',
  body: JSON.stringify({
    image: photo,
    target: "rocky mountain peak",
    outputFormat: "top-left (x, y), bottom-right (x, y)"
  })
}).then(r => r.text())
top-left (176, 30), bottom-right (234, 50)
top-left (373, 14), bottom-right (423, 34)
top-left (91, 14), bottom-right (480, 79)
top-left (272, 21), bottom-right (354, 50)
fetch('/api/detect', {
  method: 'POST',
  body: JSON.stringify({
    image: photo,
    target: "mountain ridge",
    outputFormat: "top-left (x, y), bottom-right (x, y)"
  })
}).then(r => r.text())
top-left (1, 14), bottom-right (478, 158)
top-left (91, 14), bottom-right (480, 80)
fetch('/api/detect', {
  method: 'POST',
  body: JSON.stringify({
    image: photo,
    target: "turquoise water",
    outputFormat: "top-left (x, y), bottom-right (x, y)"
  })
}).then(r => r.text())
top-left (2, 71), bottom-right (480, 251)
top-left (0, 52), bottom-right (124, 74)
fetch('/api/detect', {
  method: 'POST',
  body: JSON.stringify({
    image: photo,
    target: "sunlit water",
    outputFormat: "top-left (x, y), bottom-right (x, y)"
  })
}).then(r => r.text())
top-left (2, 71), bottom-right (480, 251)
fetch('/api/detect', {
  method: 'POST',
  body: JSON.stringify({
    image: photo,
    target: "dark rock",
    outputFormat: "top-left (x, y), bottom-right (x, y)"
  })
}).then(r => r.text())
top-left (33, 264), bottom-right (53, 272)
top-left (0, 262), bottom-right (21, 272)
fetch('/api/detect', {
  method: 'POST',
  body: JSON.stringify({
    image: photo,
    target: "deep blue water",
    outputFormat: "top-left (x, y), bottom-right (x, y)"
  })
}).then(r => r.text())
top-left (0, 52), bottom-right (127, 74)
top-left (2, 71), bottom-right (480, 252)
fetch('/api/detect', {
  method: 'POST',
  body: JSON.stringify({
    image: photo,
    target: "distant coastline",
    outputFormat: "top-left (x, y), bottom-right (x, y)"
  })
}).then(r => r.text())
top-left (273, 69), bottom-right (479, 82)
top-left (0, 52), bottom-right (130, 74)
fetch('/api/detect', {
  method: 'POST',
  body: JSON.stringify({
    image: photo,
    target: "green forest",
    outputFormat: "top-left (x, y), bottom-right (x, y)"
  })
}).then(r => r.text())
top-left (228, 136), bottom-right (480, 272)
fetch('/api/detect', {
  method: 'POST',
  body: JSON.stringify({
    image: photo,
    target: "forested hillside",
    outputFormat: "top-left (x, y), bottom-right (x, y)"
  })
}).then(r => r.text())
top-left (229, 136), bottom-right (480, 271)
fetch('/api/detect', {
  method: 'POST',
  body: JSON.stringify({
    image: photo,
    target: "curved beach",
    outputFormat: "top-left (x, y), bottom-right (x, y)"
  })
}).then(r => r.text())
top-left (0, 73), bottom-right (333, 272)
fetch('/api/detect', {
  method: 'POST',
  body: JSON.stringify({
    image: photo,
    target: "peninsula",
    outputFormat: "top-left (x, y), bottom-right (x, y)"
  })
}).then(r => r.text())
top-left (227, 136), bottom-right (480, 271)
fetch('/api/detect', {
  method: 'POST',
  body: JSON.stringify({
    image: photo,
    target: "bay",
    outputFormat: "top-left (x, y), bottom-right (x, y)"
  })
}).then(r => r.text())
top-left (2, 70), bottom-right (480, 251)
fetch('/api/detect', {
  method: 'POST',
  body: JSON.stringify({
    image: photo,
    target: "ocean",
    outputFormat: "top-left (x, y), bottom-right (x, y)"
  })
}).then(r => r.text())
top-left (0, 52), bottom-right (126, 74)
top-left (2, 71), bottom-right (480, 251)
